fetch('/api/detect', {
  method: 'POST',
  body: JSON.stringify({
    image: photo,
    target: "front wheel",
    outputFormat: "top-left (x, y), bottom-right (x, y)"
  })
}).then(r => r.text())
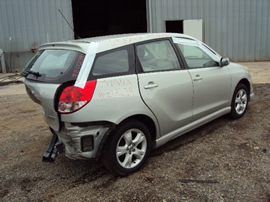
top-left (230, 83), bottom-right (249, 119)
top-left (102, 120), bottom-right (151, 176)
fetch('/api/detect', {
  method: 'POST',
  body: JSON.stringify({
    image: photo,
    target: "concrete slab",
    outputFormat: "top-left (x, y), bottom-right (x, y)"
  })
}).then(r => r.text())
top-left (238, 61), bottom-right (270, 84)
top-left (0, 83), bottom-right (26, 96)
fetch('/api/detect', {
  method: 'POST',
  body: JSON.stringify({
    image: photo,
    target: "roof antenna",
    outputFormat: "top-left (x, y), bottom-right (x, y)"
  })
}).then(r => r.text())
top-left (58, 8), bottom-right (81, 39)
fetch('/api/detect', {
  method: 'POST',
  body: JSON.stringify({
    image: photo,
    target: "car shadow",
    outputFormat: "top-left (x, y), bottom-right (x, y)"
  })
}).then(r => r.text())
top-left (151, 115), bottom-right (230, 157)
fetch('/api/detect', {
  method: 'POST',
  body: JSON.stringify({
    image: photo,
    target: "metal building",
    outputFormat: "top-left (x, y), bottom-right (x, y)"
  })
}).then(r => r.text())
top-left (0, 0), bottom-right (74, 72)
top-left (147, 0), bottom-right (270, 62)
top-left (0, 0), bottom-right (270, 72)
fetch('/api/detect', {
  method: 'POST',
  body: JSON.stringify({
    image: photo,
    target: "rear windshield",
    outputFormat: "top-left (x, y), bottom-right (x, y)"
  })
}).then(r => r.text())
top-left (22, 49), bottom-right (85, 83)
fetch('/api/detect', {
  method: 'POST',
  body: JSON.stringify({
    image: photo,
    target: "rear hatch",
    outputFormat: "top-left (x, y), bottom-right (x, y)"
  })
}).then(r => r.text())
top-left (22, 49), bottom-right (85, 131)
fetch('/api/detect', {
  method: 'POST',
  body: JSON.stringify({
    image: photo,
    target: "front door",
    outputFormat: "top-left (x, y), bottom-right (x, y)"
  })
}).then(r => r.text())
top-left (188, 67), bottom-right (231, 120)
top-left (174, 38), bottom-right (231, 121)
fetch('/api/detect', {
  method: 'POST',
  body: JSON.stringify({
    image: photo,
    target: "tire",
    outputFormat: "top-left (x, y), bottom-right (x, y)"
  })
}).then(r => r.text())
top-left (230, 83), bottom-right (249, 119)
top-left (102, 120), bottom-right (151, 176)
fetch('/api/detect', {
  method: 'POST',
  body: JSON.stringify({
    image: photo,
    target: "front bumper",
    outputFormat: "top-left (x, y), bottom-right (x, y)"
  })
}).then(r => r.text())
top-left (55, 122), bottom-right (113, 160)
top-left (250, 92), bottom-right (255, 101)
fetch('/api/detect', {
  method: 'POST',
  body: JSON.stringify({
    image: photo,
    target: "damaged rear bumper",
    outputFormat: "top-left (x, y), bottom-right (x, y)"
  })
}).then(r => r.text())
top-left (54, 122), bottom-right (114, 160)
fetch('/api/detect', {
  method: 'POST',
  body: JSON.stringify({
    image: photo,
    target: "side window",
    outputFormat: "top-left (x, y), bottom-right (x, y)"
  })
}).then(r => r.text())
top-left (136, 40), bottom-right (180, 72)
top-left (176, 43), bottom-right (219, 68)
top-left (92, 49), bottom-right (129, 76)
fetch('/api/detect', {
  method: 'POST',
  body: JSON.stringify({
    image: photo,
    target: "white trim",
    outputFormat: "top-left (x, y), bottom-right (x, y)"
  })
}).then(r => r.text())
top-left (74, 42), bottom-right (99, 89)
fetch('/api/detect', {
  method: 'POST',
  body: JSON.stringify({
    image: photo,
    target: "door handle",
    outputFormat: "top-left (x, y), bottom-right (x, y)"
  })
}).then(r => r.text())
top-left (144, 82), bottom-right (158, 89)
top-left (193, 75), bottom-right (203, 81)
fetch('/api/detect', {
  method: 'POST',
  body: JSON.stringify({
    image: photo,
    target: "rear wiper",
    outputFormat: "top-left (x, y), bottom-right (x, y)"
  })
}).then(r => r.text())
top-left (26, 70), bottom-right (42, 78)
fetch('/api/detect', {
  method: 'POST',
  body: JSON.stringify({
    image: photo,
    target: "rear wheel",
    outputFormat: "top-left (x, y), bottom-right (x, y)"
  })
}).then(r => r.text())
top-left (230, 83), bottom-right (249, 119)
top-left (102, 120), bottom-right (151, 176)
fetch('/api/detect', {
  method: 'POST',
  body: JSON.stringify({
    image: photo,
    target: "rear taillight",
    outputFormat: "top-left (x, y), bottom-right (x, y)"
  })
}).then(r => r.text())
top-left (58, 80), bottom-right (97, 114)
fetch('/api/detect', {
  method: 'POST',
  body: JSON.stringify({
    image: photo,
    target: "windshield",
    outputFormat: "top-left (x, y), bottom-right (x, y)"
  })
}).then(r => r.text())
top-left (23, 49), bottom-right (85, 83)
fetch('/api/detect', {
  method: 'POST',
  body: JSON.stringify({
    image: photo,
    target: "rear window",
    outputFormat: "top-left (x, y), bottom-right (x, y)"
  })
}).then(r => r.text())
top-left (23, 45), bottom-right (135, 83)
top-left (31, 50), bottom-right (77, 78)
top-left (23, 49), bottom-right (85, 83)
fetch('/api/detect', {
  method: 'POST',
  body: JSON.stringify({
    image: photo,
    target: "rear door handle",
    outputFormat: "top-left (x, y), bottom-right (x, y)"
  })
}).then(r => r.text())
top-left (193, 74), bottom-right (203, 81)
top-left (144, 82), bottom-right (158, 89)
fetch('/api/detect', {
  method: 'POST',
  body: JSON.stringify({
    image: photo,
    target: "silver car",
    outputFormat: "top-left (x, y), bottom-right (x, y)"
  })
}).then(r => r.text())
top-left (22, 33), bottom-right (254, 175)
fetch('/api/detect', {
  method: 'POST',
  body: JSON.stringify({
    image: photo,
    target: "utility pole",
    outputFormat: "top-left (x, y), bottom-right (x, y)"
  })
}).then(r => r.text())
top-left (0, 49), bottom-right (7, 73)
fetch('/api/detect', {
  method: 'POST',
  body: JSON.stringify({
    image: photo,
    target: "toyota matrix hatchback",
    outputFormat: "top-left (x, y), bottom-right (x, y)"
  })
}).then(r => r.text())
top-left (21, 33), bottom-right (254, 175)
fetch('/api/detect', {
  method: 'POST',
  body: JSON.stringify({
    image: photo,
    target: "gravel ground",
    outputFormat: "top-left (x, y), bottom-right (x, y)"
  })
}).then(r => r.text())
top-left (0, 83), bottom-right (269, 201)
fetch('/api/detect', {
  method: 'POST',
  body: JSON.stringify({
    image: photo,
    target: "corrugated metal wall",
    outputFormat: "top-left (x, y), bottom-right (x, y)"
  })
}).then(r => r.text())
top-left (0, 0), bottom-right (74, 72)
top-left (147, 0), bottom-right (270, 62)
top-left (1, 0), bottom-right (269, 72)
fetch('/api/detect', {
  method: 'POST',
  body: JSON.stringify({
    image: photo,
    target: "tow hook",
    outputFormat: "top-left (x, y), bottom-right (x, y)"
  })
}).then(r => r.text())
top-left (42, 128), bottom-right (64, 162)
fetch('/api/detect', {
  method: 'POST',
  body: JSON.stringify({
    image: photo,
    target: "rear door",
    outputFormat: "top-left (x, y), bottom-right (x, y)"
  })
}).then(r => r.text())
top-left (174, 38), bottom-right (231, 121)
top-left (136, 39), bottom-right (193, 136)
top-left (24, 80), bottom-right (61, 131)
top-left (22, 49), bottom-right (85, 131)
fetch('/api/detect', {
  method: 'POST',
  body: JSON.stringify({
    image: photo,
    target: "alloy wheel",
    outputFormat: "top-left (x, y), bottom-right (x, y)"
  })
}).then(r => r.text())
top-left (234, 88), bottom-right (247, 115)
top-left (116, 129), bottom-right (147, 169)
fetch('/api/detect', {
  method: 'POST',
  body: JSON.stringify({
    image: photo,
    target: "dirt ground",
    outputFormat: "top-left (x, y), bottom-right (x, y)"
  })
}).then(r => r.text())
top-left (0, 69), bottom-right (270, 201)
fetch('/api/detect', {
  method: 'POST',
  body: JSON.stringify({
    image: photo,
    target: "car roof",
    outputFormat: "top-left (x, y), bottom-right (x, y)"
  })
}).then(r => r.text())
top-left (39, 33), bottom-right (196, 54)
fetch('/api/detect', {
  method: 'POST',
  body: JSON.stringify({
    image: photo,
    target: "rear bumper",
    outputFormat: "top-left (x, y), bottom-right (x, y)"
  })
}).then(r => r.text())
top-left (55, 122), bottom-right (113, 160)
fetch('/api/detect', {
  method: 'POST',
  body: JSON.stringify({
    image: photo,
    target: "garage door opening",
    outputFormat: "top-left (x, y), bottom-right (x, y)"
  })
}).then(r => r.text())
top-left (166, 19), bottom-right (203, 41)
top-left (72, 0), bottom-right (147, 39)
top-left (166, 20), bottom-right (183, 33)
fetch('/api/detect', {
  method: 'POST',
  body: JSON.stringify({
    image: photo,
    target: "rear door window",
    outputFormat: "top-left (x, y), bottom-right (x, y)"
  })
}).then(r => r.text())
top-left (136, 40), bottom-right (181, 72)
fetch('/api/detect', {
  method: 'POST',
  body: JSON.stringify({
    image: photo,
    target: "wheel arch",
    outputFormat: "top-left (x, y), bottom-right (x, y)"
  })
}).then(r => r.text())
top-left (237, 78), bottom-right (251, 100)
top-left (101, 115), bottom-right (155, 175)
top-left (97, 114), bottom-right (158, 160)
top-left (229, 79), bottom-right (250, 119)
top-left (117, 114), bottom-right (157, 148)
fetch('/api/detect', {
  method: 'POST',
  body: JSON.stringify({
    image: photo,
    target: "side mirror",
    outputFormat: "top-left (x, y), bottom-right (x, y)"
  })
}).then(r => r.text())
top-left (220, 57), bottom-right (230, 67)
